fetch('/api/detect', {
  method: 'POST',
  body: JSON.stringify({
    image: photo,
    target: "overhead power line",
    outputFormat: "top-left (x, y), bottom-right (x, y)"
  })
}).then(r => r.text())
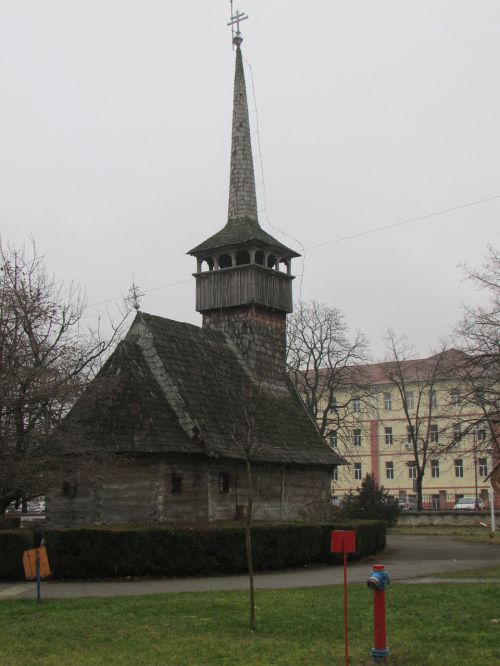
top-left (85, 194), bottom-right (500, 312)
top-left (306, 194), bottom-right (500, 251)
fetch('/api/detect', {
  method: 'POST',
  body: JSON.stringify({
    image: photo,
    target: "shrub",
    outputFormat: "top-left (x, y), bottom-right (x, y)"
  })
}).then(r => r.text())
top-left (0, 531), bottom-right (34, 580)
top-left (43, 520), bottom-right (385, 580)
top-left (341, 474), bottom-right (400, 527)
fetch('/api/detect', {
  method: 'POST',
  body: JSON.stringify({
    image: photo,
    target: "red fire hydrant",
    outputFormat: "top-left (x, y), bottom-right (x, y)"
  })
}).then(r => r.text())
top-left (367, 564), bottom-right (390, 662)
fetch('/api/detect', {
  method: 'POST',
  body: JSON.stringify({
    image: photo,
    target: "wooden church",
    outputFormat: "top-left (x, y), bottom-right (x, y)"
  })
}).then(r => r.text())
top-left (46, 20), bottom-right (343, 527)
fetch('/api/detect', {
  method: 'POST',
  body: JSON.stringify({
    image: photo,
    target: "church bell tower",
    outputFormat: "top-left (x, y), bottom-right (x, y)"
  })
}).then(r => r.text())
top-left (188, 10), bottom-right (299, 387)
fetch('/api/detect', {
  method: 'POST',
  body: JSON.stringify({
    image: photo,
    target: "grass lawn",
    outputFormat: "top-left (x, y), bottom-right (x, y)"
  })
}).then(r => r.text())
top-left (389, 525), bottom-right (500, 545)
top-left (1, 583), bottom-right (499, 665)
top-left (427, 564), bottom-right (500, 579)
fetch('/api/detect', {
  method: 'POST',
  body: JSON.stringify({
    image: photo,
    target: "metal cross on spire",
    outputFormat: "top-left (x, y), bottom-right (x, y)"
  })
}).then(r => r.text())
top-left (126, 278), bottom-right (144, 312)
top-left (228, 0), bottom-right (248, 48)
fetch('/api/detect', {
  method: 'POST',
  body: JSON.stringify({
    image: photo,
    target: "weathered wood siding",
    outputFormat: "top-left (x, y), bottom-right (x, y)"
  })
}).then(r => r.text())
top-left (283, 466), bottom-right (333, 521)
top-left (46, 456), bottom-right (333, 527)
top-left (196, 265), bottom-right (293, 313)
top-left (46, 456), bottom-right (210, 527)
top-left (208, 462), bottom-right (332, 522)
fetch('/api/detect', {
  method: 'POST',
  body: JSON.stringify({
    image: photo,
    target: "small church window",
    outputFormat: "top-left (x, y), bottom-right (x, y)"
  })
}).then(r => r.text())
top-left (255, 250), bottom-right (265, 265)
top-left (277, 258), bottom-right (288, 273)
top-left (218, 472), bottom-right (230, 493)
top-left (267, 254), bottom-right (277, 269)
top-left (236, 250), bottom-right (250, 266)
top-left (218, 254), bottom-right (232, 269)
top-left (200, 257), bottom-right (214, 272)
top-left (62, 481), bottom-right (78, 499)
top-left (171, 474), bottom-right (183, 494)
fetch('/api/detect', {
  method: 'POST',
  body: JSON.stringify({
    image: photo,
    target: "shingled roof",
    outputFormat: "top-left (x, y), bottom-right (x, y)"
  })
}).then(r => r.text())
top-left (188, 216), bottom-right (300, 258)
top-left (70, 312), bottom-right (342, 466)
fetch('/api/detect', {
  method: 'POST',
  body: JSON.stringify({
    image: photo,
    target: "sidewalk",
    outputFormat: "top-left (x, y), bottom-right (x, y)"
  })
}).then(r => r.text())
top-left (1, 534), bottom-right (498, 601)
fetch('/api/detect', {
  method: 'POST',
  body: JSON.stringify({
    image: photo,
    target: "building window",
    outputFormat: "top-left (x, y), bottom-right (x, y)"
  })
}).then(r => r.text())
top-left (385, 461), bottom-right (394, 480)
top-left (430, 390), bottom-right (437, 408)
top-left (383, 392), bottom-right (392, 411)
top-left (329, 431), bottom-right (338, 448)
top-left (62, 481), bottom-right (78, 499)
top-left (218, 472), bottom-right (230, 493)
top-left (454, 459), bottom-right (464, 478)
top-left (430, 424), bottom-right (439, 443)
top-left (450, 389), bottom-right (460, 405)
top-left (477, 428), bottom-right (486, 443)
top-left (478, 458), bottom-right (488, 477)
top-left (171, 474), bottom-right (183, 494)
top-left (431, 460), bottom-right (440, 478)
top-left (332, 467), bottom-right (339, 481)
top-left (329, 397), bottom-right (338, 413)
top-left (452, 423), bottom-right (461, 443)
top-left (408, 462), bottom-right (417, 480)
top-left (354, 463), bottom-right (362, 480)
top-left (475, 387), bottom-right (485, 405)
top-left (352, 397), bottom-right (361, 413)
top-left (353, 429), bottom-right (362, 446)
top-left (384, 427), bottom-right (393, 445)
top-left (407, 425), bottom-right (415, 444)
top-left (405, 391), bottom-right (414, 410)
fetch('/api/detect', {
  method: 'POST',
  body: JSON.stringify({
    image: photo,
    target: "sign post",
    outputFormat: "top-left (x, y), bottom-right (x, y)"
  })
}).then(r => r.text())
top-left (331, 530), bottom-right (356, 666)
top-left (23, 546), bottom-right (51, 602)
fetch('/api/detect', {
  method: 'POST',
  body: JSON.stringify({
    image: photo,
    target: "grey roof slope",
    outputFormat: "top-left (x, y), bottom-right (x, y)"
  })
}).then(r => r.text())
top-left (188, 216), bottom-right (300, 258)
top-left (70, 312), bottom-right (341, 466)
top-left (63, 340), bottom-right (205, 455)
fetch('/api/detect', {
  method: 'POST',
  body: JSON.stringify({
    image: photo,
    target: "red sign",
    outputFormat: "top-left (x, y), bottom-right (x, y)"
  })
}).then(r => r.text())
top-left (331, 530), bottom-right (356, 554)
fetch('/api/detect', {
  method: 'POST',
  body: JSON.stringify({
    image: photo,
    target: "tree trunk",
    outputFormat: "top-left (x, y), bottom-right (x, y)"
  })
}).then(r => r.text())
top-left (416, 473), bottom-right (424, 511)
top-left (245, 458), bottom-right (256, 632)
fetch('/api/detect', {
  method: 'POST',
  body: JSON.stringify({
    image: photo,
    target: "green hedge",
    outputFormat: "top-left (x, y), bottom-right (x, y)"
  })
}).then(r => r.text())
top-left (44, 521), bottom-right (386, 580)
top-left (0, 530), bottom-right (34, 580)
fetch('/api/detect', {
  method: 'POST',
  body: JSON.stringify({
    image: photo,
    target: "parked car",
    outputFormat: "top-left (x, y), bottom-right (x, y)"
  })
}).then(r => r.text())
top-left (398, 496), bottom-right (417, 511)
top-left (453, 497), bottom-right (485, 510)
top-left (5, 498), bottom-right (45, 514)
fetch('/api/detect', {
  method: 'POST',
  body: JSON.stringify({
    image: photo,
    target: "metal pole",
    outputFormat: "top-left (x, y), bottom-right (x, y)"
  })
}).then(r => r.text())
top-left (36, 550), bottom-right (41, 603)
top-left (490, 488), bottom-right (496, 536)
top-left (343, 549), bottom-right (349, 666)
top-left (473, 431), bottom-right (478, 506)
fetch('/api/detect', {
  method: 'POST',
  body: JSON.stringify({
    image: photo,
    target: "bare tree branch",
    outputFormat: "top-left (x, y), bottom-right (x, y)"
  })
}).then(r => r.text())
top-left (0, 238), bottom-right (130, 513)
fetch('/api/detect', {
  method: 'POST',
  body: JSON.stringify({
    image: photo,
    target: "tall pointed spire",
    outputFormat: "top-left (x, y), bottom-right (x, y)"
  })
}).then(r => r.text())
top-left (227, 45), bottom-right (258, 224)
top-left (188, 5), bottom-right (299, 258)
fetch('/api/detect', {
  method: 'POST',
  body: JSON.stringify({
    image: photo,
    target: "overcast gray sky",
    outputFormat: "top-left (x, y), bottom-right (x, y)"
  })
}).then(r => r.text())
top-left (1, 1), bottom-right (498, 359)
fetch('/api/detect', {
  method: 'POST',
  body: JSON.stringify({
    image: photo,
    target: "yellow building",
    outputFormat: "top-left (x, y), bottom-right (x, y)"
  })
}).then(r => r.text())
top-left (325, 350), bottom-right (498, 509)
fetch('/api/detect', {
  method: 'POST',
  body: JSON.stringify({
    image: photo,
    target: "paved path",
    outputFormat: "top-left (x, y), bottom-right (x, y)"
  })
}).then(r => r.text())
top-left (0, 535), bottom-right (498, 601)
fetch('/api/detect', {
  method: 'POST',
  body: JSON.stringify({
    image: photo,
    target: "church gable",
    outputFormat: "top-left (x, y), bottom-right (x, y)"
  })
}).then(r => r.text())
top-left (64, 339), bottom-right (204, 456)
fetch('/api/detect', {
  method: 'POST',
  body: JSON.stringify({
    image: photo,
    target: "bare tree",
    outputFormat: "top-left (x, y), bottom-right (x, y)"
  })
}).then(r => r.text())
top-left (202, 309), bottom-right (303, 632)
top-left (287, 300), bottom-right (371, 467)
top-left (226, 372), bottom-right (281, 632)
top-left (0, 239), bottom-right (128, 514)
top-left (457, 245), bottom-right (500, 456)
top-left (380, 333), bottom-right (463, 510)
